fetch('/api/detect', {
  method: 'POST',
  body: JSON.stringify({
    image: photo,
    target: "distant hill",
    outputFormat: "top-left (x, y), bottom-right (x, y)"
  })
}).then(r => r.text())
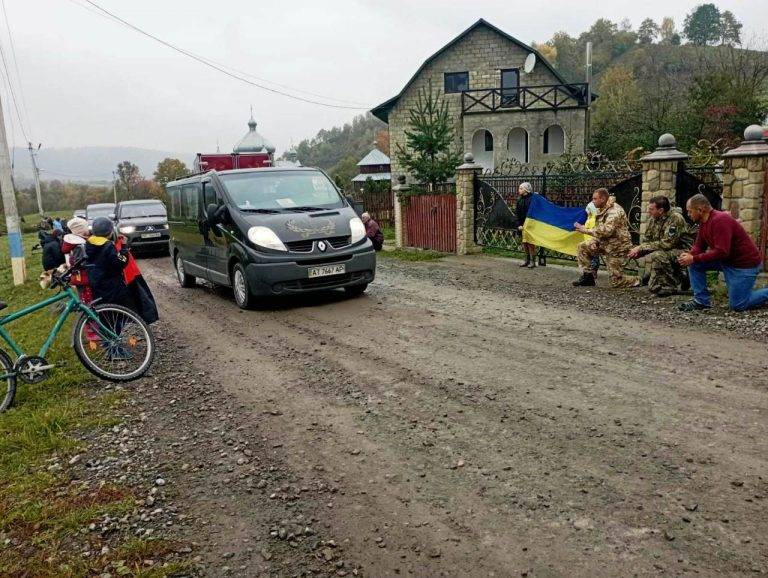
top-left (11, 146), bottom-right (194, 186)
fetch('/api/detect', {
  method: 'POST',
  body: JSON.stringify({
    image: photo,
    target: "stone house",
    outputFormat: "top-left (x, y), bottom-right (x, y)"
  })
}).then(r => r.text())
top-left (371, 19), bottom-right (592, 177)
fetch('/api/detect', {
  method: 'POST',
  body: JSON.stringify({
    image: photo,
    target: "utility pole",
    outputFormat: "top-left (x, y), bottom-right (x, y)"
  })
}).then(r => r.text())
top-left (112, 170), bottom-right (117, 204)
top-left (584, 41), bottom-right (593, 152)
top-left (28, 142), bottom-right (43, 217)
top-left (0, 91), bottom-right (26, 284)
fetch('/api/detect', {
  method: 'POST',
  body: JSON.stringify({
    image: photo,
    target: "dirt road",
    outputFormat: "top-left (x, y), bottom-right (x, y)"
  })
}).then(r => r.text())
top-left (138, 255), bottom-right (768, 577)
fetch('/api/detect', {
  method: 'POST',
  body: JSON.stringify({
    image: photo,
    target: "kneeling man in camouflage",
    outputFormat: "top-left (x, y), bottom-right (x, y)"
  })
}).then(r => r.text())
top-left (627, 195), bottom-right (694, 297)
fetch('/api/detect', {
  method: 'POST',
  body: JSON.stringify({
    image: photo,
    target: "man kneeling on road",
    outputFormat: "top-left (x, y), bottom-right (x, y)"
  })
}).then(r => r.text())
top-left (627, 195), bottom-right (694, 297)
top-left (572, 188), bottom-right (639, 288)
top-left (677, 194), bottom-right (768, 312)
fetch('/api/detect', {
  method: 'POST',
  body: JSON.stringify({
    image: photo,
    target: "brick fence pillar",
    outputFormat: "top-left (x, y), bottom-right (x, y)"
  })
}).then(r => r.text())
top-left (720, 126), bottom-right (768, 263)
top-left (456, 153), bottom-right (482, 255)
top-left (639, 134), bottom-right (689, 239)
top-left (392, 175), bottom-right (409, 248)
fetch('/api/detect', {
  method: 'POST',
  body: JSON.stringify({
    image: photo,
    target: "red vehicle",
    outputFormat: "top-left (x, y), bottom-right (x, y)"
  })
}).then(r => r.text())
top-left (195, 115), bottom-right (275, 172)
top-left (194, 152), bottom-right (272, 172)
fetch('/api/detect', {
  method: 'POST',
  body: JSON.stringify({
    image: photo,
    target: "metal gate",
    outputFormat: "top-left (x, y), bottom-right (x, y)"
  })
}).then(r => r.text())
top-left (474, 156), bottom-right (642, 260)
top-left (675, 164), bottom-right (723, 218)
top-left (404, 193), bottom-right (457, 252)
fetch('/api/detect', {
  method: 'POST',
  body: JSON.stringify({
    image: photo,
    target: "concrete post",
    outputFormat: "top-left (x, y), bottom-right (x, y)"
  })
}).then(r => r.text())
top-left (720, 126), bottom-right (768, 259)
top-left (639, 134), bottom-right (689, 239)
top-left (456, 153), bottom-right (482, 255)
top-left (392, 175), bottom-right (408, 249)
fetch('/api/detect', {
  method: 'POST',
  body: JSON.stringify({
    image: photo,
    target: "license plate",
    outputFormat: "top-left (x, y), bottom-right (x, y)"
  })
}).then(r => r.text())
top-left (141, 233), bottom-right (162, 239)
top-left (308, 264), bottom-right (345, 278)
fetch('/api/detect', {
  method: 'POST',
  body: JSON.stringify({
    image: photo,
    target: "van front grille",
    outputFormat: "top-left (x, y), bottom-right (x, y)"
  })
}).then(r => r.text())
top-left (285, 239), bottom-right (314, 252)
top-left (327, 235), bottom-right (351, 248)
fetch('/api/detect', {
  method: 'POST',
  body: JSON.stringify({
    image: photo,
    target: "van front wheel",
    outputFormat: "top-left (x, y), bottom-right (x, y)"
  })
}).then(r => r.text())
top-left (175, 254), bottom-right (196, 288)
top-left (232, 263), bottom-right (255, 309)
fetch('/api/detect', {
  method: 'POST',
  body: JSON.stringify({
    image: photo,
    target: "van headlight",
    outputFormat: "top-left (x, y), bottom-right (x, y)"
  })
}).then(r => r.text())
top-left (247, 226), bottom-right (287, 251)
top-left (119, 226), bottom-right (136, 234)
top-left (349, 217), bottom-right (366, 244)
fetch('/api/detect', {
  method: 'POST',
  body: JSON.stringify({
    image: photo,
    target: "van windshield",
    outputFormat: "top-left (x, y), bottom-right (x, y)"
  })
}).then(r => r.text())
top-left (219, 171), bottom-right (344, 212)
top-left (119, 202), bottom-right (167, 219)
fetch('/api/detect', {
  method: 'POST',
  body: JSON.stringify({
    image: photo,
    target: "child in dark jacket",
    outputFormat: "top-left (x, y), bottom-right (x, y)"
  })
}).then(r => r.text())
top-left (85, 217), bottom-right (134, 309)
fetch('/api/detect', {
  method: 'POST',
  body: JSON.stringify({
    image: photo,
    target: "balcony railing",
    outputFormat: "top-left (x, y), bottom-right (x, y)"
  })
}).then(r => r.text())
top-left (461, 83), bottom-right (589, 115)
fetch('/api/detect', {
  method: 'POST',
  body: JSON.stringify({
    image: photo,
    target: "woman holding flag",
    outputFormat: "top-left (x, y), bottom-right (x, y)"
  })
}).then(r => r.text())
top-left (515, 182), bottom-right (538, 268)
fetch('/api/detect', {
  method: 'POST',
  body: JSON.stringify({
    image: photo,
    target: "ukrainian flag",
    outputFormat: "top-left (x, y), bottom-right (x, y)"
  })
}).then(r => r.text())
top-left (522, 194), bottom-right (590, 256)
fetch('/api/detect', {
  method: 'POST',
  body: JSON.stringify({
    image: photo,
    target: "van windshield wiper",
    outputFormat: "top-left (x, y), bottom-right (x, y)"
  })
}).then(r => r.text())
top-left (282, 206), bottom-right (330, 212)
top-left (239, 207), bottom-right (281, 214)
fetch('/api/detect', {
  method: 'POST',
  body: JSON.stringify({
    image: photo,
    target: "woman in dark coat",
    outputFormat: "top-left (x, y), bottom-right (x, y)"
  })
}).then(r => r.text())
top-left (41, 229), bottom-right (65, 271)
top-left (515, 182), bottom-right (538, 268)
top-left (85, 217), bottom-right (134, 309)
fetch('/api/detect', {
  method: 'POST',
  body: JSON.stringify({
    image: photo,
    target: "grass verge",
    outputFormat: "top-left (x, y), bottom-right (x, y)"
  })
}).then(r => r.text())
top-left (0, 233), bottom-right (191, 577)
top-left (380, 248), bottom-right (445, 262)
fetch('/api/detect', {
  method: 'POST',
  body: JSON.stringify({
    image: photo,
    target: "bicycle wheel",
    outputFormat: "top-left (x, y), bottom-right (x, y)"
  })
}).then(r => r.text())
top-left (0, 348), bottom-right (16, 412)
top-left (72, 303), bottom-right (155, 382)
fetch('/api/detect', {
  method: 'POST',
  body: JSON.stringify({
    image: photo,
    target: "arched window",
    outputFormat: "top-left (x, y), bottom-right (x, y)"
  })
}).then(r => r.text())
top-left (471, 129), bottom-right (494, 171)
top-left (507, 128), bottom-right (528, 163)
top-left (543, 125), bottom-right (565, 155)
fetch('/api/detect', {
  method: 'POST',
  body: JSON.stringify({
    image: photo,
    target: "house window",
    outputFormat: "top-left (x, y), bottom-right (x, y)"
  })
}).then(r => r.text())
top-left (507, 128), bottom-right (528, 163)
top-left (484, 131), bottom-right (494, 152)
top-left (500, 69), bottom-right (519, 107)
top-left (444, 71), bottom-right (469, 94)
top-left (543, 125), bottom-right (565, 155)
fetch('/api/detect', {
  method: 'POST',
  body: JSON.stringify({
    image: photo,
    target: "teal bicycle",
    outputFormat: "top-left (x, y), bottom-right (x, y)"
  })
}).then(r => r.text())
top-left (0, 265), bottom-right (155, 412)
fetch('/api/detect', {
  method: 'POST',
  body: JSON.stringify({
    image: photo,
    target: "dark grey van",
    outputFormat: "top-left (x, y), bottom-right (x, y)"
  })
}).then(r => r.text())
top-left (114, 199), bottom-right (170, 254)
top-left (166, 167), bottom-right (376, 308)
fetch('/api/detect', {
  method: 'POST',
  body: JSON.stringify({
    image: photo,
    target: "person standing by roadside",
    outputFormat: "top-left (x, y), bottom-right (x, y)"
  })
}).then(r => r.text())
top-left (572, 188), bottom-right (639, 288)
top-left (515, 182), bottom-right (538, 268)
top-left (41, 228), bottom-right (65, 272)
top-left (114, 235), bottom-right (159, 324)
top-left (62, 217), bottom-right (93, 304)
top-left (85, 217), bottom-right (133, 309)
top-left (677, 194), bottom-right (768, 312)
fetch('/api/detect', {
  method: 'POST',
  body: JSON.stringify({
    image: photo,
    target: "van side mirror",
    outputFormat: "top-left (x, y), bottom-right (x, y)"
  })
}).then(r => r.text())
top-left (206, 204), bottom-right (220, 224)
top-left (345, 195), bottom-right (355, 206)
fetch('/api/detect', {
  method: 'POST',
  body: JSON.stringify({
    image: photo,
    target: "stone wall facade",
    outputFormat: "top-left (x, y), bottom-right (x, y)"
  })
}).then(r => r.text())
top-left (639, 160), bottom-right (680, 238)
top-left (721, 156), bottom-right (766, 241)
top-left (386, 24), bottom-right (586, 182)
top-left (455, 158), bottom-right (481, 255)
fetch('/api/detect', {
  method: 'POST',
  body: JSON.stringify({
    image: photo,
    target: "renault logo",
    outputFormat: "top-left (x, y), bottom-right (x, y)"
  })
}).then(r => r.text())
top-left (146, 226), bottom-right (154, 231)
top-left (317, 241), bottom-right (327, 252)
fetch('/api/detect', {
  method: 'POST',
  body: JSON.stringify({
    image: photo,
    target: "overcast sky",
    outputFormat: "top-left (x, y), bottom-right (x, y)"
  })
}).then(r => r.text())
top-left (2, 0), bottom-right (766, 157)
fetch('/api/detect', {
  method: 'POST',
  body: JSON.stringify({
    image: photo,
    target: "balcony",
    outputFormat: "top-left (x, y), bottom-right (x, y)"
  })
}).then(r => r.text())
top-left (461, 83), bottom-right (590, 115)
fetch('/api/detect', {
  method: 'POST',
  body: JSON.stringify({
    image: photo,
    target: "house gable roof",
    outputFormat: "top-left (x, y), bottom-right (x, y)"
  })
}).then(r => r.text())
top-left (370, 18), bottom-right (572, 124)
top-left (357, 147), bottom-right (391, 167)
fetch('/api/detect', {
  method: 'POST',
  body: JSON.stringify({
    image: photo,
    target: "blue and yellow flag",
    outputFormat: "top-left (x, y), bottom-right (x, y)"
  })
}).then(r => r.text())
top-left (522, 194), bottom-right (590, 256)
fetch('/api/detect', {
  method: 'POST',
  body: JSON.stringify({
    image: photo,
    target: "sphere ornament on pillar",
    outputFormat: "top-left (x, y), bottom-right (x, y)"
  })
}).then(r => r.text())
top-left (640, 133), bottom-right (689, 162)
top-left (722, 124), bottom-right (768, 158)
top-left (464, 152), bottom-right (474, 164)
top-left (397, 174), bottom-right (406, 185)
top-left (458, 152), bottom-right (480, 170)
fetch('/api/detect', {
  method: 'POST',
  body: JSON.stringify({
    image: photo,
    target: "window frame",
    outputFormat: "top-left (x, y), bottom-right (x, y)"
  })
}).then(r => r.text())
top-left (500, 68), bottom-right (520, 107)
top-left (444, 71), bottom-right (469, 94)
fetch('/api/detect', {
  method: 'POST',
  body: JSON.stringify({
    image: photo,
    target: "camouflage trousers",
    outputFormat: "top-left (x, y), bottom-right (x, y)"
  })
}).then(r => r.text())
top-left (577, 238), bottom-right (637, 288)
top-left (645, 249), bottom-right (686, 292)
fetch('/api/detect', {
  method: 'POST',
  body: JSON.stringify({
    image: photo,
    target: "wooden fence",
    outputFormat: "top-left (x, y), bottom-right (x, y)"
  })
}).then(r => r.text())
top-left (349, 189), bottom-right (394, 228)
top-left (403, 194), bottom-right (456, 253)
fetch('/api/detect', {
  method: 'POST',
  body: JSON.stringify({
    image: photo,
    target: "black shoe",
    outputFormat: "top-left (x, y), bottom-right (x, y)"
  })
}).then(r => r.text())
top-left (656, 288), bottom-right (676, 297)
top-left (572, 273), bottom-right (596, 287)
top-left (519, 256), bottom-right (530, 267)
top-left (641, 273), bottom-right (651, 286)
top-left (678, 300), bottom-right (710, 312)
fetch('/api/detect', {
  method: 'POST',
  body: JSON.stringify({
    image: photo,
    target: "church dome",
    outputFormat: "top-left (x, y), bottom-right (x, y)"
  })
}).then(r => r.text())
top-left (233, 115), bottom-right (274, 154)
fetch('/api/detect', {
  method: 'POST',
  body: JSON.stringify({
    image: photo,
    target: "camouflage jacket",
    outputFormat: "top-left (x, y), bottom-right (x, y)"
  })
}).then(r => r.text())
top-left (590, 197), bottom-right (631, 248)
top-left (637, 208), bottom-right (694, 254)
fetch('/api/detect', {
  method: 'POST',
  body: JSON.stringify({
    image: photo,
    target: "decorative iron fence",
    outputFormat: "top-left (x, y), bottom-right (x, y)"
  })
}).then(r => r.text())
top-left (474, 158), bottom-right (642, 261)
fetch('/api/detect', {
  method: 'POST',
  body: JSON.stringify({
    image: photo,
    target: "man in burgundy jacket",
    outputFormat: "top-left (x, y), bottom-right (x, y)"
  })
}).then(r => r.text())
top-left (677, 194), bottom-right (768, 311)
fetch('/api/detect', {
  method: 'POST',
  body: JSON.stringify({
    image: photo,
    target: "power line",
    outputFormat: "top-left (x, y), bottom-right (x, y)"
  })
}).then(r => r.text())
top-left (73, 0), bottom-right (371, 110)
top-left (0, 0), bottom-right (33, 141)
top-left (0, 34), bottom-right (28, 142)
top-left (68, 0), bottom-right (370, 107)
